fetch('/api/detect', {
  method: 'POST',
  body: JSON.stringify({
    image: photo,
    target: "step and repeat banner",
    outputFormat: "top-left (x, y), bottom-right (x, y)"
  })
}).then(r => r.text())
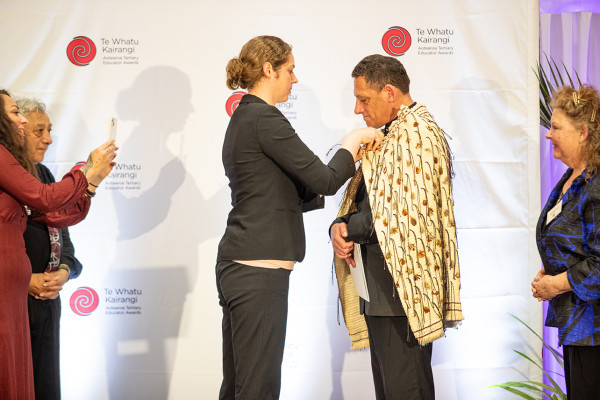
top-left (1, 0), bottom-right (540, 399)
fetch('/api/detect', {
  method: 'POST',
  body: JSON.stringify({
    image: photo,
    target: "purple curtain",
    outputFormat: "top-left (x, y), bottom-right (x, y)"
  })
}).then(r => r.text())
top-left (539, 1), bottom-right (600, 394)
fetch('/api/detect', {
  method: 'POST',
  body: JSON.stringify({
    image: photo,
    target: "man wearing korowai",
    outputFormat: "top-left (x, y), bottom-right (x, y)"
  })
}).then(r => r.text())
top-left (330, 54), bottom-right (463, 400)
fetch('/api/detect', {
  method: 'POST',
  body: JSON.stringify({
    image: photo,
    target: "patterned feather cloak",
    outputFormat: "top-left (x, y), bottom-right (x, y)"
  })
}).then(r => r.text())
top-left (335, 103), bottom-right (463, 348)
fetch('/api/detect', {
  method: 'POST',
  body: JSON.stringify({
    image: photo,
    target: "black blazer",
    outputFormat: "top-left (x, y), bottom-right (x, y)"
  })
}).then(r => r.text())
top-left (217, 94), bottom-right (355, 263)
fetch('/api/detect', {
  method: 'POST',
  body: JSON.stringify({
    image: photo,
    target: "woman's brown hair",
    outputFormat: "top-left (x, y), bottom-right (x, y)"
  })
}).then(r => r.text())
top-left (0, 89), bottom-right (37, 177)
top-left (226, 35), bottom-right (292, 91)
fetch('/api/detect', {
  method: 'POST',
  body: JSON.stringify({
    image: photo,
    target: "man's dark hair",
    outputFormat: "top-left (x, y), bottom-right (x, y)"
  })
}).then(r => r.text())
top-left (351, 54), bottom-right (410, 94)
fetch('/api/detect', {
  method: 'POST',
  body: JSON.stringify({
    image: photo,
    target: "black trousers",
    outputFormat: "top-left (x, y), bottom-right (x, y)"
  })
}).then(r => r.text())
top-left (216, 261), bottom-right (291, 400)
top-left (365, 315), bottom-right (435, 400)
top-left (563, 344), bottom-right (600, 400)
top-left (28, 296), bottom-right (62, 400)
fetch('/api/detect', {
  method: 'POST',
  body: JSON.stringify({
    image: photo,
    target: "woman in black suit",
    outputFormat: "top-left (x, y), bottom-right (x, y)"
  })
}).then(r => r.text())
top-left (216, 35), bottom-right (381, 400)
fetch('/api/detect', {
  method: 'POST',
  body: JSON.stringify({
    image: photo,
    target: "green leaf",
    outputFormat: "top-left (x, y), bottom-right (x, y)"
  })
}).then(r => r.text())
top-left (491, 381), bottom-right (545, 393)
top-left (539, 63), bottom-right (552, 97)
top-left (560, 60), bottom-right (574, 87)
top-left (508, 313), bottom-right (564, 368)
top-left (574, 69), bottom-right (583, 86)
top-left (536, 53), bottom-right (583, 130)
top-left (492, 385), bottom-right (537, 400)
top-left (550, 57), bottom-right (565, 87)
top-left (498, 313), bottom-right (568, 398)
top-left (490, 379), bottom-right (567, 399)
top-left (520, 380), bottom-right (566, 395)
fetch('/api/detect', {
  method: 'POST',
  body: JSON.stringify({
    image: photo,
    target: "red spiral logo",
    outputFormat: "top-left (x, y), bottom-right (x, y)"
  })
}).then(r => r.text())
top-left (71, 161), bottom-right (87, 171)
top-left (70, 286), bottom-right (100, 316)
top-left (382, 27), bottom-right (412, 56)
top-left (225, 91), bottom-right (247, 117)
top-left (66, 36), bottom-right (97, 66)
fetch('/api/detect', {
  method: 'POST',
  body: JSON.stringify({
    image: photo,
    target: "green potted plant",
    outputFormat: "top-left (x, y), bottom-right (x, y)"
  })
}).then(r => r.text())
top-left (534, 54), bottom-right (582, 129)
top-left (489, 314), bottom-right (566, 399)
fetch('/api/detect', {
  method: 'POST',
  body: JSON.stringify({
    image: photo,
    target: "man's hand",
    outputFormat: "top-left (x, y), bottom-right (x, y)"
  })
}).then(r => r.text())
top-left (28, 269), bottom-right (69, 300)
top-left (331, 222), bottom-right (356, 268)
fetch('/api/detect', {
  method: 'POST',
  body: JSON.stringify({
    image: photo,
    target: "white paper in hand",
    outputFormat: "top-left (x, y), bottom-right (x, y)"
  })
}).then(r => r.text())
top-left (350, 243), bottom-right (369, 301)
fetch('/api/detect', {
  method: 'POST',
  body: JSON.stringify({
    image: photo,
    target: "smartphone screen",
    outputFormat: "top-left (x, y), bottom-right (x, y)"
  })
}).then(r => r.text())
top-left (107, 117), bottom-right (118, 140)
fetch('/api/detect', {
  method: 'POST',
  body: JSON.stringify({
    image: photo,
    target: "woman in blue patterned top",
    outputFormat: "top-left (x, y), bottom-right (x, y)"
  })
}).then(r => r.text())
top-left (532, 84), bottom-right (600, 400)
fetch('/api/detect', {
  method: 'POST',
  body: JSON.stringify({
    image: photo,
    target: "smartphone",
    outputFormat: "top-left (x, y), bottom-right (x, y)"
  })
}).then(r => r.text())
top-left (107, 117), bottom-right (118, 141)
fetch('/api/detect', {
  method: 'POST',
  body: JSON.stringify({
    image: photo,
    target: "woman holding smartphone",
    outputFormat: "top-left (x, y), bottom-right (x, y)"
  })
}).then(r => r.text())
top-left (0, 89), bottom-right (116, 399)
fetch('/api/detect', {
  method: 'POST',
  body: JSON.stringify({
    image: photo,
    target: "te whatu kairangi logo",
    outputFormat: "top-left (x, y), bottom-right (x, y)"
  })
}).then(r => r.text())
top-left (66, 36), bottom-right (97, 66)
top-left (226, 91), bottom-right (247, 117)
top-left (70, 286), bottom-right (100, 316)
top-left (381, 26), bottom-right (412, 56)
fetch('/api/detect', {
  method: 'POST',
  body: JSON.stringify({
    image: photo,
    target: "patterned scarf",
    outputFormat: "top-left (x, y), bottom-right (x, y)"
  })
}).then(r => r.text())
top-left (45, 227), bottom-right (61, 272)
top-left (335, 103), bottom-right (463, 348)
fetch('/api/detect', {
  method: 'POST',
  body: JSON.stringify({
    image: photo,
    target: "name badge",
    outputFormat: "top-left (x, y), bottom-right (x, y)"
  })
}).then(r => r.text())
top-left (546, 200), bottom-right (562, 225)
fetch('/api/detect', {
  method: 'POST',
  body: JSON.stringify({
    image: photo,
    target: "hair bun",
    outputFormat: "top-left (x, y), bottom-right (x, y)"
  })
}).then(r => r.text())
top-left (226, 57), bottom-right (245, 90)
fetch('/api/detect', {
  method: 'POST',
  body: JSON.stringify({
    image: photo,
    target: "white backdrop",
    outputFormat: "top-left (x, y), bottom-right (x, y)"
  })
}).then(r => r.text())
top-left (1, 0), bottom-right (541, 399)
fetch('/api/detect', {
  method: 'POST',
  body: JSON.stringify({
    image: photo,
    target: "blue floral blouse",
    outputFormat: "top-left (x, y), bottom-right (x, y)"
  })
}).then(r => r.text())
top-left (536, 168), bottom-right (600, 346)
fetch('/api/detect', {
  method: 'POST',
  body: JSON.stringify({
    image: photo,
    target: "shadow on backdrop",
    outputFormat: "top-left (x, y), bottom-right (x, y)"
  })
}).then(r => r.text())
top-left (288, 84), bottom-right (356, 400)
top-left (102, 66), bottom-right (227, 399)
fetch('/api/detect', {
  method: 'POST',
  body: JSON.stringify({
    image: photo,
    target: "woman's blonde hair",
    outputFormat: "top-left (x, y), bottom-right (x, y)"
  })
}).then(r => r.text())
top-left (551, 85), bottom-right (600, 178)
top-left (226, 36), bottom-right (292, 90)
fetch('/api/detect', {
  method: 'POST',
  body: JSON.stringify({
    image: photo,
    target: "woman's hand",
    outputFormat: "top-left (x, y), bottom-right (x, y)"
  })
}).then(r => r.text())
top-left (356, 127), bottom-right (384, 152)
top-left (531, 268), bottom-right (572, 301)
top-left (80, 139), bottom-right (118, 187)
top-left (341, 127), bottom-right (384, 162)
